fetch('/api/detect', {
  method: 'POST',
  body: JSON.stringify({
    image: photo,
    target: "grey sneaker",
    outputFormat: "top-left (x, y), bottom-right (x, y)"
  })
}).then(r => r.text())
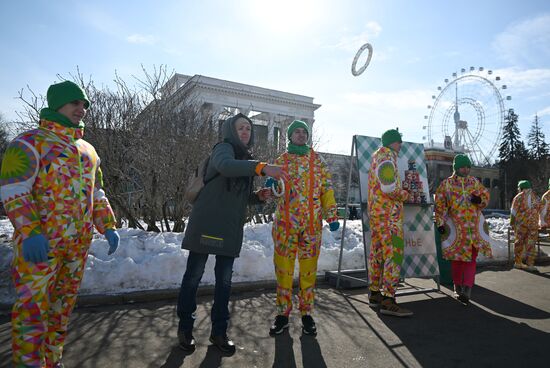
top-left (524, 264), bottom-right (538, 272)
top-left (380, 297), bottom-right (413, 317)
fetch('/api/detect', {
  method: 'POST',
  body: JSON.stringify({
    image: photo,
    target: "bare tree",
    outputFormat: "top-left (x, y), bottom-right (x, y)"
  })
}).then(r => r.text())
top-left (12, 66), bottom-right (223, 231)
top-left (0, 113), bottom-right (9, 156)
top-left (14, 86), bottom-right (45, 133)
top-left (12, 66), bottom-right (295, 230)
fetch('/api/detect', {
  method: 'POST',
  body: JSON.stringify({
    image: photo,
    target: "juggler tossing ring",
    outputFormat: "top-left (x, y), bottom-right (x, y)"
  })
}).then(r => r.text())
top-left (271, 178), bottom-right (285, 197)
top-left (351, 42), bottom-right (373, 76)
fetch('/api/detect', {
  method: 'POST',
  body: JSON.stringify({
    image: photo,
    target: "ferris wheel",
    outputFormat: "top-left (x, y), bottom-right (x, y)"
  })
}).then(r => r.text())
top-left (423, 67), bottom-right (511, 166)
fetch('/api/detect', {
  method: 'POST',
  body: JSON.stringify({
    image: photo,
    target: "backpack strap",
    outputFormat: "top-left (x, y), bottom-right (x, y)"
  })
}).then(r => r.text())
top-left (203, 142), bottom-right (225, 184)
top-left (203, 156), bottom-right (219, 185)
top-left (203, 141), bottom-right (239, 186)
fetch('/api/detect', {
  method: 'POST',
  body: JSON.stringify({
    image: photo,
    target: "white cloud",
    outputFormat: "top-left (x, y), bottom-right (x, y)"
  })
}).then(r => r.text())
top-left (538, 106), bottom-right (550, 118)
top-left (493, 67), bottom-right (550, 93)
top-left (493, 13), bottom-right (550, 67)
top-left (329, 21), bottom-right (383, 52)
top-left (127, 34), bottom-right (157, 45)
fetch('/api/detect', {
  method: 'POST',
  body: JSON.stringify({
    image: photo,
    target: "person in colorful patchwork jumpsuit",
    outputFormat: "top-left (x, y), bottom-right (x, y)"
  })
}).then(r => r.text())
top-left (268, 120), bottom-right (339, 337)
top-left (434, 154), bottom-right (492, 305)
top-left (0, 81), bottom-right (120, 368)
top-left (538, 179), bottom-right (550, 231)
top-left (511, 180), bottom-right (541, 272)
top-left (367, 129), bottom-right (413, 317)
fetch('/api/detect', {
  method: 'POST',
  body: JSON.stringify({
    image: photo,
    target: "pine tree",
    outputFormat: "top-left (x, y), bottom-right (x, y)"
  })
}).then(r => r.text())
top-left (527, 114), bottom-right (549, 160)
top-left (498, 108), bottom-right (526, 163)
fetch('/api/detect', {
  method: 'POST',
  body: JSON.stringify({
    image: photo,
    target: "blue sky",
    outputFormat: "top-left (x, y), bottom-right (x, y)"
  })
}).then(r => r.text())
top-left (1, 0), bottom-right (549, 157)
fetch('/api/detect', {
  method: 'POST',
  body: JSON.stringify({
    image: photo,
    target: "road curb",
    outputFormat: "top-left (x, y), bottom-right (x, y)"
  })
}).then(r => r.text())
top-left (2, 257), bottom-right (549, 314)
top-left (0, 277), bottom-right (327, 314)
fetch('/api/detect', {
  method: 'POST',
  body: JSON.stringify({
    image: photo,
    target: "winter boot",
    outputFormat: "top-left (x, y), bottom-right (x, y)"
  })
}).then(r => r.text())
top-left (453, 284), bottom-right (463, 298)
top-left (269, 315), bottom-right (289, 336)
top-left (369, 290), bottom-right (383, 307)
top-left (380, 297), bottom-right (413, 317)
top-left (457, 286), bottom-right (471, 305)
top-left (524, 264), bottom-right (538, 272)
top-left (209, 334), bottom-right (236, 355)
top-left (301, 315), bottom-right (317, 336)
top-left (177, 330), bottom-right (196, 352)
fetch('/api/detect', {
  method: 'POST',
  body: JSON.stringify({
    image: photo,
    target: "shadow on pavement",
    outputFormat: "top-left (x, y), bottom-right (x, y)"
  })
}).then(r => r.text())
top-left (197, 345), bottom-right (224, 368)
top-left (526, 268), bottom-right (550, 280)
top-left (342, 291), bottom-right (550, 367)
top-left (272, 331), bottom-right (297, 368)
top-left (65, 301), bottom-right (178, 368)
top-left (158, 346), bottom-right (191, 368)
top-left (471, 285), bottom-right (550, 319)
top-left (299, 335), bottom-right (327, 368)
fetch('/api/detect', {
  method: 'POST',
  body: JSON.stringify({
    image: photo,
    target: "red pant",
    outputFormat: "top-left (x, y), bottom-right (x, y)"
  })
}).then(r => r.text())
top-left (451, 246), bottom-right (478, 287)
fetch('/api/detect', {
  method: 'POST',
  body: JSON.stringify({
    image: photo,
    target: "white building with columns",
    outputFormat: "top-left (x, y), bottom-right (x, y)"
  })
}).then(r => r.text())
top-left (160, 73), bottom-right (321, 149)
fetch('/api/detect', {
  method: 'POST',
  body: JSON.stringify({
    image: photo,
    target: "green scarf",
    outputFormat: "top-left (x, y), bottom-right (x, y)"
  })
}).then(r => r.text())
top-left (287, 143), bottom-right (310, 155)
top-left (39, 108), bottom-right (84, 129)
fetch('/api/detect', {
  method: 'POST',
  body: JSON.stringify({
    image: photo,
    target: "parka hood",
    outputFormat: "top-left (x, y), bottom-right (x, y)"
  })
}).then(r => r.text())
top-left (222, 113), bottom-right (254, 152)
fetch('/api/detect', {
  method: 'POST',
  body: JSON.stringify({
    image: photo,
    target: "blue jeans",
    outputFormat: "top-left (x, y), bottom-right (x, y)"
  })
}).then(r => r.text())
top-left (177, 251), bottom-right (235, 336)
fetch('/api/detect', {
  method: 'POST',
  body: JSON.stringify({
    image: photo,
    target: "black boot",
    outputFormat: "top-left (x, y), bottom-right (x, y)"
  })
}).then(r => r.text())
top-left (177, 330), bottom-right (196, 352)
top-left (369, 290), bottom-right (383, 307)
top-left (209, 334), bottom-right (236, 355)
top-left (269, 315), bottom-right (289, 336)
top-left (301, 315), bottom-right (317, 336)
top-left (457, 286), bottom-right (471, 305)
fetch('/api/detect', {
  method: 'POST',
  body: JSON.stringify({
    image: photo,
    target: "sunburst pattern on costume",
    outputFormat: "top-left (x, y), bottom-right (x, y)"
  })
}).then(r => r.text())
top-left (377, 161), bottom-right (395, 186)
top-left (0, 141), bottom-right (36, 183)
top-left (0, 119), bottom-right (118, 367)
top-left (435, 175), bottom-right (492, 261)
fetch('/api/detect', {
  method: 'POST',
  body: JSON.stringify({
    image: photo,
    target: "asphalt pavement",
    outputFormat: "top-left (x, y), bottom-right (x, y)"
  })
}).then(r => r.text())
top-left (1, 259), bottom-right (549, 368)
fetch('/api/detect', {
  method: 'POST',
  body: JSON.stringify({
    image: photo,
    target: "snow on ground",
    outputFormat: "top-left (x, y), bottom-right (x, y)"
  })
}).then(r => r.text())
top-left (0, 217), bottom-right (513, 304)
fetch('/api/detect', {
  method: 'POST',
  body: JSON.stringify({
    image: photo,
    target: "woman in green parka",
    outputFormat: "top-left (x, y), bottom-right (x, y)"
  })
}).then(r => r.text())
top-left (177, 113), bottom-right (287, 354)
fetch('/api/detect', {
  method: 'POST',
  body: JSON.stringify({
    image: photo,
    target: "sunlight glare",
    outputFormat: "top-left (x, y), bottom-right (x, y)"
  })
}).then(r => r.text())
top-left (245, 0), bottom-right (324, 35)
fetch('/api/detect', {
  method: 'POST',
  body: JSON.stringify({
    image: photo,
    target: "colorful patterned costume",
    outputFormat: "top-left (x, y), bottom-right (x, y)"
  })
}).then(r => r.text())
top-left (511, 189), bottom-right (541, 266)
top-left (271, 149), bottom-right (337, 316)
top-left (434, 175), bottom-right (491, 262)
top-left (539, 189), bottom-right (550, 228)
top-left (0, 120), bottom-right (116, 367)
top-left (367, 146), bottom-right (409, 298)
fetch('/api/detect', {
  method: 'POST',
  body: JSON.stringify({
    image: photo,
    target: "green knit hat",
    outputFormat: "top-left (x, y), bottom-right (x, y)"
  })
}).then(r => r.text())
top-left (47, 81), bottom-right (90, 111)
top-left (453, 154), bottom-right (471, 171)
top-left (381, 129), bottom-right (402, 147)
top-left (287, 120), bottom-right (309, 141)
top-left (518, 180), bottom-right (531, 189)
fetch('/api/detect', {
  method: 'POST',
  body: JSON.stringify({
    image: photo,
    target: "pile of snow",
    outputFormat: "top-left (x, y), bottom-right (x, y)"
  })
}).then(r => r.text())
top-left (0, 217), bottom-right (514, 305)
